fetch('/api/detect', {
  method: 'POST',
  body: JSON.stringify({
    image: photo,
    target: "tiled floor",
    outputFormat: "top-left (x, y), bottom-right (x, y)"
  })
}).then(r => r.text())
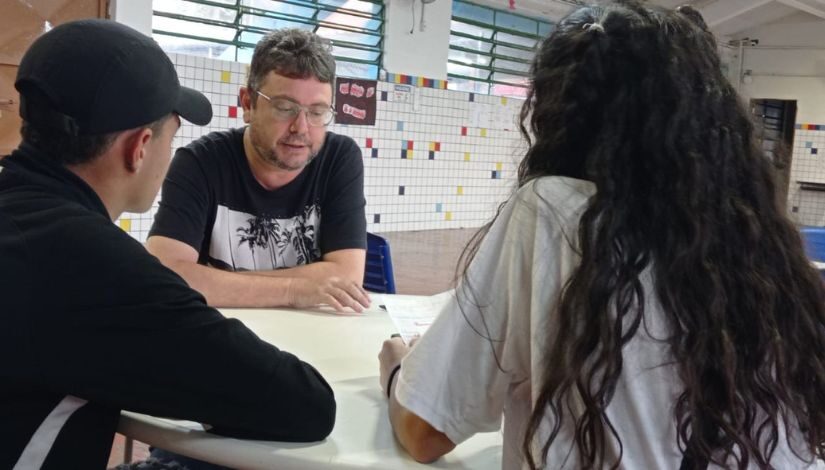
top-left (106, 227), bottom-right (477, 468)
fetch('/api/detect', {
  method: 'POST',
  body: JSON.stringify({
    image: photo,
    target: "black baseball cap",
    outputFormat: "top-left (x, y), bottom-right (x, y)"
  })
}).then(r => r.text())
top-left (15, 19), bottom-right (212, 135)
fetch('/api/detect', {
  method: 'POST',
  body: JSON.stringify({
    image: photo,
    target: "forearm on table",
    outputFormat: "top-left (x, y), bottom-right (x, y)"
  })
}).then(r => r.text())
top-left (388, 381), bottom-right (456, 463)
top-left (165, 259), bottom-right (295, 307)
top-left (245, 260), bottom-right (361, 283)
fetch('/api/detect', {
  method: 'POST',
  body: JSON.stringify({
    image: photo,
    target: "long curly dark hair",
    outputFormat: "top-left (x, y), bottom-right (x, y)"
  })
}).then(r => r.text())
top-left (461, 1), bottom-right (825, 469)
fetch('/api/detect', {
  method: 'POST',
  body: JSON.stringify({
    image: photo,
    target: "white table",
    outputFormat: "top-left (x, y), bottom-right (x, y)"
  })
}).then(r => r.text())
top-left (117, 302), bottom-right (503, 469)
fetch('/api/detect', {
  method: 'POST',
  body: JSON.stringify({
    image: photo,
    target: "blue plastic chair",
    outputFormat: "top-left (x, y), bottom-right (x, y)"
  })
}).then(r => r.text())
top-left (363, 232), bottom-right (396, 294)
top-left (800, 226), bottom-right (825, 262)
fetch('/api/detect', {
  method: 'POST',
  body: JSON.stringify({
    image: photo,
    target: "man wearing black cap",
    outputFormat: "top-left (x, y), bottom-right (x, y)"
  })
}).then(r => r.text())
top-left (0, 19), bottom-right (335, 469)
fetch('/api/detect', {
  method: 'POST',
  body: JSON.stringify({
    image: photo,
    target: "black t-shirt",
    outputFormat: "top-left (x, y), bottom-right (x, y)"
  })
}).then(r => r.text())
top-left (150, 128), bottom-right (366, 271)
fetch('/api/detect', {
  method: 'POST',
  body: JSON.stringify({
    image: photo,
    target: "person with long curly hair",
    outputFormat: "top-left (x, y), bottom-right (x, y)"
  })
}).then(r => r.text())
top-left (378, 2), bottom-right (825, 469)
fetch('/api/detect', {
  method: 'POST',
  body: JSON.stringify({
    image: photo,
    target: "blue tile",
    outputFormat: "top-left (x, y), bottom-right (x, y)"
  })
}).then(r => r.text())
top-left (469, 93), bottom-right (475, 102)
top-left (401, 150), bottom-right (407, 159)
top-left (806, 142), bottom-right (813, 148)
top-left (813, 148), bottom-right (819, 155)
top-left (429, 151), bottom-right (435, 160)
top-left (399, 185), bottom-right (405, 195)
top-left (380, 91), bottom-right (387, 101)
top-left (397, 121), bottom-right (404, 131)
top-left (371, 148), bottom-right (378, 158)
top-left (373, 214), bottom-right (381, 223)
top-left (435, 203), bottom-right (442, 213)
top-left (491, 170), bottom-right (498, 179)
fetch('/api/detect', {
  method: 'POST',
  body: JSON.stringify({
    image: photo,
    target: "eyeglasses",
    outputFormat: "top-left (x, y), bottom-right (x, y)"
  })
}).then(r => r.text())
top-left (255, 91), bottom-right (335, 127)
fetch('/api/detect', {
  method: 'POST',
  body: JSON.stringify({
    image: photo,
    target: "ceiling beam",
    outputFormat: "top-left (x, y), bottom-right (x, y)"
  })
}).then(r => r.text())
top-left (707, 0), bottom-right (773, 27)
top-left (776, 0), bottom-right (825, 19)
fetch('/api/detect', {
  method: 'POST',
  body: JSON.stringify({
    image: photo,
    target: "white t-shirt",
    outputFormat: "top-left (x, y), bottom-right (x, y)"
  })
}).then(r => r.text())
top-left (395, 176), bottom-right (820, 469)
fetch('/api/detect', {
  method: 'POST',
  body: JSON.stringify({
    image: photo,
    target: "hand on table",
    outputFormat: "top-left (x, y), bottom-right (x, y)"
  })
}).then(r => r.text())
top-left (287, 276), bottom-right (371, 313)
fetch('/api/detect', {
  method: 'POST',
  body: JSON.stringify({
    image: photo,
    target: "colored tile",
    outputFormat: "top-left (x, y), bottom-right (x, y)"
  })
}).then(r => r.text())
top-left (424, 78), bottom-right (433, 88)
top-left (806, 142), bottom-right (813, 148)
top-left (469, 93), bottom-right (475, 102)
top-left (435, 203), bottom-right (442, 213)
top-left (496, 162), bottom-right (503, 171)
top-left (435, 142), bottom-right (441, 151)
top-left (480, 128), bottom-right (487, 137)
top-left (381, 91), bottom-right (388, 101)
top-left (417, 77), bottom-right (425, 87)
top-left (813, 148), bottom-right (819, 155)
top-left (429, 142), bottom-right (435, 152)
top-left (221, 70), bottom-right (231, 83)
top-left (464, 153), bottom-right (471, 161)
top-left (795, 124), bottom-right (802, 130)
top-left (492, 171), bottom-right (498, 179)
top-left (399, 186), bottom-right (405, 195)
top-left (457, 186), bottom-right (463, 196)
top-left (429, 151), bottom-right (435, 160)
top-left (371, 148), bottom-right (378, 158)
top-left (401, 150), bottom-right (407, 159)
top-left (408, 150), bottom-right (414, 159)
top-left (397, 121), bottom-right (404, 131)
top-left (366, 138), bottom-right (373, 148)
top-left (119, 219), bottom-right (131, 231)
top-left (501, 97), bottom-right (508, 105)
top-left (445, 211), bottom-right (453, 221)
top-left (374, 214), bottom-right (381, 223)
top-left (440, 80), bottom-right (448, 89)
top-left (393, 74), bottom-right (402, 84)
top-left (461, 126), bottom-right (467, 136)
top-left (407, 141), bottom-right (414, 150)
top-left (228, 106), bottom-right (237, 118)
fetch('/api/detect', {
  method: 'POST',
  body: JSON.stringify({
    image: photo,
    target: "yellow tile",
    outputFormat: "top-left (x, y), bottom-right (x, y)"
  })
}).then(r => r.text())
top-left (445, 211), bottom-right (452, 221)
top-left (457, 186), bottom-right (463, 195)
top-left (501, 97), bottom-right (508, 105)
top-left (480, 128), bottom-right (487, 137)
top-left (429, 142), bottom-right (435, 151)
top-left (221, 70), bottom-right (231, 83)
top-left (464, 153), bottom-right (471, 161)
top-left (417, 77), bottom-right (425, 87)
top-left (119, 219), bottom-right (131, 232)
top-left (496, 162), bottom-right (503, 171)
top-left (408, 150), bottom-right (413, 159)
top-left (394, 74), bottom-right (403, 84)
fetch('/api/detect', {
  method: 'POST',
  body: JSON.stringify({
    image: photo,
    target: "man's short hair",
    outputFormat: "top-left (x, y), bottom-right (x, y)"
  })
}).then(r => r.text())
top-left (20, 115), bottom-right (170, 166)
top-left (247, 28), bottom-right (336, 94)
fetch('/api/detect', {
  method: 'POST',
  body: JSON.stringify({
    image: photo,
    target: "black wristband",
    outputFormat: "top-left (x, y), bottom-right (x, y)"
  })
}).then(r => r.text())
top-left (386, 364), bottom-right (402, 399)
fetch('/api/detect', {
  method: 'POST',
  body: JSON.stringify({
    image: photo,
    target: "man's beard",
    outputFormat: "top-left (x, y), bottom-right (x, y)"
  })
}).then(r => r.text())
top-left (251, 127), bottom-right (317, 171)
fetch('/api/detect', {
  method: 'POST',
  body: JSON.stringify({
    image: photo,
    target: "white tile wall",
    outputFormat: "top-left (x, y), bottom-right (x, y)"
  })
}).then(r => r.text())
top-left (787, 125), bottom-right (825, 226)
top-left (117, 53), bottom-right (524, 242)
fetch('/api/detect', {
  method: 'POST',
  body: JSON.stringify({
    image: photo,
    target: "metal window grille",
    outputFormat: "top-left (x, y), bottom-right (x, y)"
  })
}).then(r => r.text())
top-left (448, 0), bottom-right (553, 98)
top-left (152, 0), bottom-right (384, 79)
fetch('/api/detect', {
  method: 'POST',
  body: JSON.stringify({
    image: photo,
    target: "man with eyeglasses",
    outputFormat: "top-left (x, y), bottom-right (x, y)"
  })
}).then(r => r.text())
top-left (147, 28), bottom-right (371, 313)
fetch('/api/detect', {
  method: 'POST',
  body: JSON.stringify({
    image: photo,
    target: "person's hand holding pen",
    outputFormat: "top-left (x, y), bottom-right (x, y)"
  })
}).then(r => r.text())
top-left (379, 333), bottom-right (418, 397)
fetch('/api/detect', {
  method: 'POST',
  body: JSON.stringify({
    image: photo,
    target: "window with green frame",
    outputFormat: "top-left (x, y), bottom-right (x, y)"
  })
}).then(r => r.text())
top-left (449, 0), bottom-right (553, 97)
top-left (152, 0), bottom-right (384, 79)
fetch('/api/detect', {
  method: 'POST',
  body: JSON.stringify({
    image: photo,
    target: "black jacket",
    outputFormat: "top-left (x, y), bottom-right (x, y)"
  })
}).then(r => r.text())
top-left (0, 143), bottom-right (335, 469)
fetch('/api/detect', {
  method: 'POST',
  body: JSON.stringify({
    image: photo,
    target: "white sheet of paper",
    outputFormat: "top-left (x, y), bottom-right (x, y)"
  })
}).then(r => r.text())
top-left (381, 290), bottom-right (454, 344)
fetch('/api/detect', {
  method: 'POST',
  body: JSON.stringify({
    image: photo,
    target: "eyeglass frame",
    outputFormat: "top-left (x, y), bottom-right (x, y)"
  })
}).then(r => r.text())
top-left (254, 90), bottom-right (336, 127)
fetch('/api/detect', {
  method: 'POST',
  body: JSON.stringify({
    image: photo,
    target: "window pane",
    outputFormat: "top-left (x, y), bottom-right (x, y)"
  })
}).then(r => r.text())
top-left (493, 58), bottom-right (529, 74)
top-left (492, 71), bottom-right (527, 85)
top-left (538, 22), bottom-right (553, 38)
top-left (495, 31), bottom-right (537, 49)
top-left (448, 62), bottom-right (489, 80)
top-left (154, 33), bottom-right (236, 60)
top-left (449, 49), bottom-right (491, 67)
top-left (495, 44), bottom-right (534, 62)
top-left (154, 16), bottom-right (237, 41)
top-left (336, 61), bottom-right (377, 79)
top-left (495, 11), bottom-right (537, 35)
top-left (153, 0), bottom-right (382, 79)
top-left (449, 35), bottom-right (493, 53)
top-left (451, 20), bottom-right (494, 39)
top-left (453, 0), bottom-right (494, 24)
top-left (490, 82), bottom-right (527, 98)
top-left (449, 77), bottom-right (490, 94)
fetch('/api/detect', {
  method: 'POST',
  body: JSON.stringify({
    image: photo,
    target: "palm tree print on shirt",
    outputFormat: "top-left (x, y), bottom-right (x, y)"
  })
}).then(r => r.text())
top-left (209, 204), bottom-right (321, 271)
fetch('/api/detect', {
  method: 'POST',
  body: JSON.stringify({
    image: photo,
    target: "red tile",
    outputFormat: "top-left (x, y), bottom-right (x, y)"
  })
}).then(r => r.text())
top-left (435, 142), bottom-right (441, 151)
top-left (407, 141), bottom-right (414, 150)
top-left (366, 138), bottom-right (373, 148)
top-left (461, 127), bottom-right (467, 136)
top-left (228, 106), bottom-right (237, 118)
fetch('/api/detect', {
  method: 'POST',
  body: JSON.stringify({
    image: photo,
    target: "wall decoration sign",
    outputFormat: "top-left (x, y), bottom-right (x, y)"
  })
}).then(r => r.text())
top-left (335, 77), bottom-right (377, 125)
